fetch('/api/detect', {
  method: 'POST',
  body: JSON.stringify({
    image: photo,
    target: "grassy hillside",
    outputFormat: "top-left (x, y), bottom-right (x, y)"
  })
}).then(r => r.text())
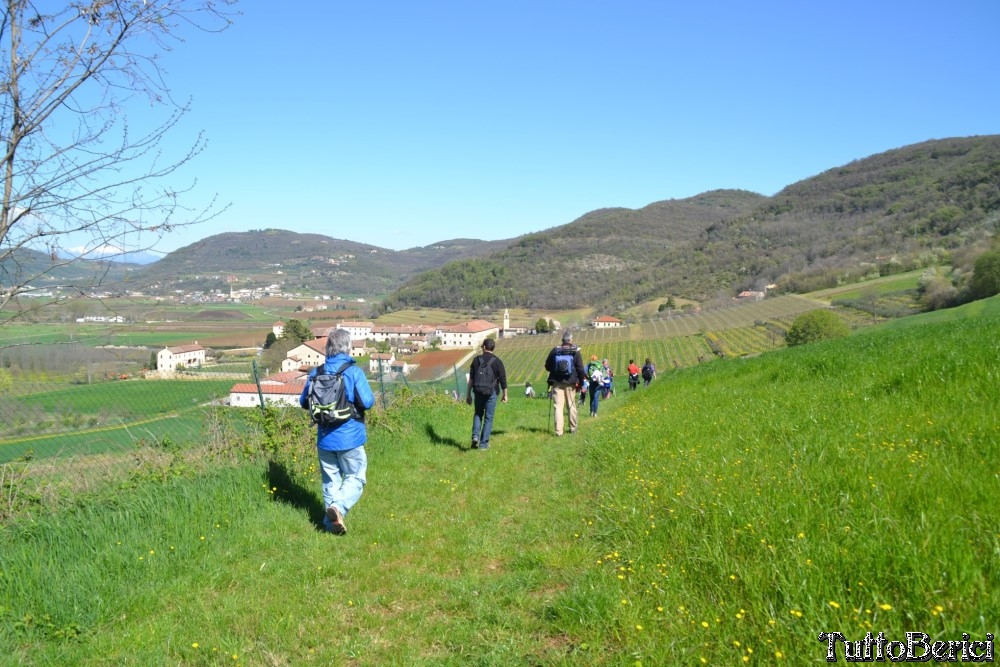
top-left (2, 297), bottom-right (997, 664)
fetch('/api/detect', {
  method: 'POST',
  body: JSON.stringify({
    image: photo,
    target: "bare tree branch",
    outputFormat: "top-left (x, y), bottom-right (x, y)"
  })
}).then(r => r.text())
top-left (0, 0), bottom-right (236, 319)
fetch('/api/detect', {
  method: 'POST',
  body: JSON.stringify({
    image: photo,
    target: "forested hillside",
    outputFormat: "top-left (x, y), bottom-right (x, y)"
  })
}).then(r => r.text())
top-left (379, 189), bottom-right (766, 311)
top-left (378, 135), bottom-right (1000, 312)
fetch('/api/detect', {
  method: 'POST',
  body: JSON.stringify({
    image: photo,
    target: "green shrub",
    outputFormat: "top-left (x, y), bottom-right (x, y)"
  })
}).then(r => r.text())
top-left (785, 309), bottom-right (850, 346)
top-left (969, 249), bottom-right (1000, 300)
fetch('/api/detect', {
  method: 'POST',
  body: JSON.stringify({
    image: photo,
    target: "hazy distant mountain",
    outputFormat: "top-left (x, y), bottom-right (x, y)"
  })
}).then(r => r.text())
top-left (57, 247), bottom-right (163, 265)
top-left (0, 246), bottom-right (138, 289)
top-left (114, 250), bottom-right (163, 265)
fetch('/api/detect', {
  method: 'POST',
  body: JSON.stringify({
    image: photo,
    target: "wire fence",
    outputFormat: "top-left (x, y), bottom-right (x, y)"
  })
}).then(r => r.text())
top-left (0, 355), bottom-right (473, 464)
top-left (0, 347), bottom-right (479, 522)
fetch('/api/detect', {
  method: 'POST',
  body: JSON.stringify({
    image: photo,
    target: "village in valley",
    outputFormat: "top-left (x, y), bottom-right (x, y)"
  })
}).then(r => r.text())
top-left (151, 309), bottom-right (629, 409)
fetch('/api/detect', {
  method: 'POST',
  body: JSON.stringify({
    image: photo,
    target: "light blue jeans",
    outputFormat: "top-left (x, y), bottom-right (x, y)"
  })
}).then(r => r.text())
top-left (318, 446), bottom-right (367, 531)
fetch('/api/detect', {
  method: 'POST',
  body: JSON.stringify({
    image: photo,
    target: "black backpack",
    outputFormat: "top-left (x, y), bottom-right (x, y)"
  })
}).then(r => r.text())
top-left (472, 355), bottom-right (499, 395)
top-left (307, 361), bottom-right (360, 426)
top-left (551, 346), bottom-right (577, 382)
top-left (641, 363), bottom-right (654, 381)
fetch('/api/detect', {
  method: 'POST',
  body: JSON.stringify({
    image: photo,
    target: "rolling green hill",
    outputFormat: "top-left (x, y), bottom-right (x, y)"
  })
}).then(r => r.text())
top-left (130, 230), bottom-right (515, 297)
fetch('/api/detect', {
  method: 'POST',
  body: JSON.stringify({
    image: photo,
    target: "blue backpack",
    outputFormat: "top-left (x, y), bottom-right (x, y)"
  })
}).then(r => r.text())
top-left (551, 346), bottom-right (577, 382)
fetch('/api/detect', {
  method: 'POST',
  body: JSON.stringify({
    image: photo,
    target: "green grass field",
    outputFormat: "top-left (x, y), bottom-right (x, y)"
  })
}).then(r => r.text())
top-left (1, 296), bottom-right (997, 665)
top-left (0, 379), bottom-right (242, 463)
top-left (805, 269), bottom-right (925, 301)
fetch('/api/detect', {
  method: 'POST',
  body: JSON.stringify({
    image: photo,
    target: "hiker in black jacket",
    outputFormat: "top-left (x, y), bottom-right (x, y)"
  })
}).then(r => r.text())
top-left (544, 330), bottom-right (586, 436)
top-left (465, 338), bottom-right (508, 450)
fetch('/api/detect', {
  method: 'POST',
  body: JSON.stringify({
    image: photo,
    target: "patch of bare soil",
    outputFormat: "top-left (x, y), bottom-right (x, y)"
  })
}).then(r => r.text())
top-left (407, 349), bottom-right (474, 381)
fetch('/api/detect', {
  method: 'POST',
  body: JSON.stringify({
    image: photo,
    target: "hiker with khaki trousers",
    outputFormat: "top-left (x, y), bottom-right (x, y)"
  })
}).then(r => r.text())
top-left (544, 330), bottom-right (586, 436)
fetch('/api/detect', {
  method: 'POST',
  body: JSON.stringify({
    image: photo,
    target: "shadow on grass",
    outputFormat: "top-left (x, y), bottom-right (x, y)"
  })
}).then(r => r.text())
top-left (266, 459), bottom-right (326, 531)
top-left (424, 423), bottom-right (466, 451)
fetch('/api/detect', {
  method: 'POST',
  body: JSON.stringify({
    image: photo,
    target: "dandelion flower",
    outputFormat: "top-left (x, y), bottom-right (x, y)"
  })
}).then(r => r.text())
top-left (878, 603), bottom-right (892, 611)
top-left (828, 601), bottom-right (840, 609)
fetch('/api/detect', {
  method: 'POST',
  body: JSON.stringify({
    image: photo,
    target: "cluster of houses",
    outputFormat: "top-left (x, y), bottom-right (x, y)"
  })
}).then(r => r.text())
top-left (226, 317), bottom-right (506, 408)
top-left (152, 310), bottom-right (627, 409)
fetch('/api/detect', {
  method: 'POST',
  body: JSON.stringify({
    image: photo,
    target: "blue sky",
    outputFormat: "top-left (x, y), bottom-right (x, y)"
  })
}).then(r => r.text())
top-left (150, 0), bottom-right (999, 254)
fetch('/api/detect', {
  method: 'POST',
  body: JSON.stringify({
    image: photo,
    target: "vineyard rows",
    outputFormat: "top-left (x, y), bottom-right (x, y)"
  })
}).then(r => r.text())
top-left (488, 295), bottom-right (833, 383)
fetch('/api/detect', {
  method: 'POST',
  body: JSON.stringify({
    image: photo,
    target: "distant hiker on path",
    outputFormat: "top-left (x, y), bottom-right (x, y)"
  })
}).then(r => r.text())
top-left (299, 328), bottom-right (376, 535)
top-left (524, 381), bottom-right (536, 399)
top-left (627, 359), bottom-right (640, 390)
top-left (601, 359), bottom-right (614, 398)
top-left (466, 338), bottom-right (508, 450)
top-left (642, 358), bottom-right (657, 387)
top-left (545, 330), bottom-right (585, 436)
top-left (586, 355), bottom-right (604, 417)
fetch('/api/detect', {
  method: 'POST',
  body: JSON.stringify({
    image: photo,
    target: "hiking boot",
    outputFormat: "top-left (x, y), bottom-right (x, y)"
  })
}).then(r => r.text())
top-left (479, 443), bottom-right (489, 450)
top-left (471, 438), bottom-right (479, 449)
top-left (326, 504), bottom-right (347, 535)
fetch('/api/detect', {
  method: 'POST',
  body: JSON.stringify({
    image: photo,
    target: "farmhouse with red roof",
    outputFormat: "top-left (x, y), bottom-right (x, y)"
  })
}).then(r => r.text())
top-left (591, 315), bottom-right (623, 328)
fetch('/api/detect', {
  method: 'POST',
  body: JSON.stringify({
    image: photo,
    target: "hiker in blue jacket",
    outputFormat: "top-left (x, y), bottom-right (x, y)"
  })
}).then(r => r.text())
top-left (299, 328), bottom-right (376, 535)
